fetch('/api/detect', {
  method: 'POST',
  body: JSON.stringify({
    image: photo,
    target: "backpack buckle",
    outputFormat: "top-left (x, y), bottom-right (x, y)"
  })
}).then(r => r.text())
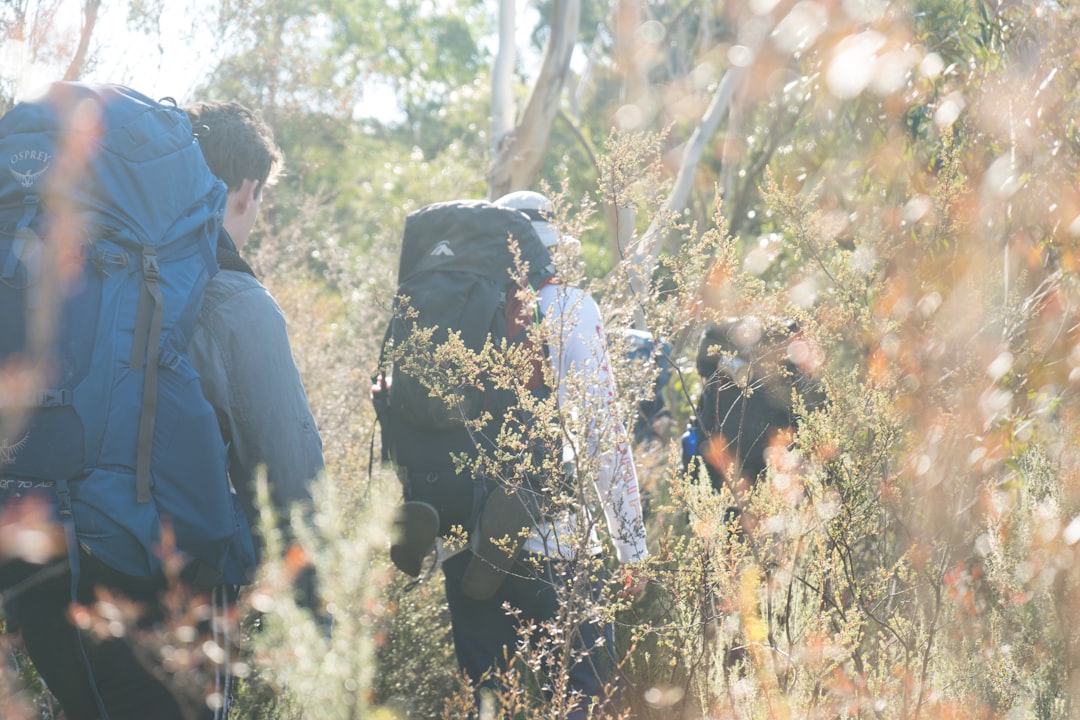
top-left (55, 480), bottom-right (72, 518)
top-left (36, 389), bottom-right (71, 407)
top-left (142, 251), bottom-right (160, 281)
top-left (159, 350), bottom-right (181, 370)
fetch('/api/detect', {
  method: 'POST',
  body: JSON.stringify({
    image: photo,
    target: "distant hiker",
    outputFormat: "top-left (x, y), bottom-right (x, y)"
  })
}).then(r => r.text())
top-left (0, 85), bottom-right (323, 720)
top-left (618, 328), bottom-right (673, 445)
top-left (377, 190), bottom-right (647, 717)
top-left (692, 316), bottom-right (821, 510)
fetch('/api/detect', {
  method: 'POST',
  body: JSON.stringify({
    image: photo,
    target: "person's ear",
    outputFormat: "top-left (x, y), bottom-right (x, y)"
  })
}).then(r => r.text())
top-left (234, 178), bottom-right (260, 211)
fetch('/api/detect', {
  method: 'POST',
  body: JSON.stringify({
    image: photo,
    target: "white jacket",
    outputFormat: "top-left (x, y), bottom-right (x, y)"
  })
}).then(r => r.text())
top-left (521, 282), bottom-right (648, 563)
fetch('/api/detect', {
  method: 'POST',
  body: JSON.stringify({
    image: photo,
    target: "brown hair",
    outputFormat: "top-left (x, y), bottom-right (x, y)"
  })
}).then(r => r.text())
top-left (184, 101), bottom-right (283, 194)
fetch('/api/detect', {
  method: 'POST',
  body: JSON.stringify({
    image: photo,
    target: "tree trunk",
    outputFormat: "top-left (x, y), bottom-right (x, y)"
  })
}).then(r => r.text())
top-left (491, 0), bottom-right (516, 163)
top-left (63, 0), bottom-right (102, 81)
top-left (489, 0), bottom-right (580, 199)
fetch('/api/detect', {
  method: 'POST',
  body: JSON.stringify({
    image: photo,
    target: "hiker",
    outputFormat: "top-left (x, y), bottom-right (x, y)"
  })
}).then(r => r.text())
top-left (692, 316), bottom-right (821, 510)
top-left (454, 191), bottom-right (648, 716)
top-left (618, 328), bottom-right (673, 445)
top-left (378, 191), bottom-right (646, 715)
top-left (185, 99), bottom-right (325, 577)
top-left (1, 92), bottom-right (323, 720)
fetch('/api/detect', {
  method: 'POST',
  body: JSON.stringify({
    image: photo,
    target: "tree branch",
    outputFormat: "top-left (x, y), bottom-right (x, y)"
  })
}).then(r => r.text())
top-left (63, 0), bottom-right (101, 81)
top-left (623, 62), bottom-right (747, 327)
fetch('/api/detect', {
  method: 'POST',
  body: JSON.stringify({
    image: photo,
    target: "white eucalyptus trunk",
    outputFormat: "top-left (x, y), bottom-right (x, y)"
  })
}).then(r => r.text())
top-left (489, 0), bottom-right (580, 199)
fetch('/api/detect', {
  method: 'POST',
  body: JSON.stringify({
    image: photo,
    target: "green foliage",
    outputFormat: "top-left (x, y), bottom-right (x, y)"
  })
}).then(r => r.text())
top-left (229, 469), bottom-right (391, 720)
top-left (7, 0), bottom-right (1080, 718)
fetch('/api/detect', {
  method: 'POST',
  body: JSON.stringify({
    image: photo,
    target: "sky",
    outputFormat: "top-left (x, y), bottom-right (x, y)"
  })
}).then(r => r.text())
top-left (5, 0), bottom-right (412, 119)
top-left (5, 0), bottom-right (540, 122)
top-left (2, 0), bottom-right (219, 102)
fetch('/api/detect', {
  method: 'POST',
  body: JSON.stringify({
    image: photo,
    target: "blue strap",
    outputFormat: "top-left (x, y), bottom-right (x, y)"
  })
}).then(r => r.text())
top-left (2, 195), bottom-right (40, 280)
top-left (200, 223), bottom-right (219, 275)
top-left (15, 195), bottom-right (38, 235)
top-left (57, 478), bottom-right (111, 719)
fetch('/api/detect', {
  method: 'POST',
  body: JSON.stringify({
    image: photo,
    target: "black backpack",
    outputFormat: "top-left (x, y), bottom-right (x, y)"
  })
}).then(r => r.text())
top-left (374, 200), bottom-right (554, 535)
top-left (694, 318), bottom-right (817, 493)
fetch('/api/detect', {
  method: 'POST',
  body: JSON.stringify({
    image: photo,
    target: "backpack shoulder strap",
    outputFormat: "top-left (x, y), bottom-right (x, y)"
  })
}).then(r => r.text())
top-left (504, 274), bottom-right (556, 344)
top-left (503, 275), bottom-right (557, 394)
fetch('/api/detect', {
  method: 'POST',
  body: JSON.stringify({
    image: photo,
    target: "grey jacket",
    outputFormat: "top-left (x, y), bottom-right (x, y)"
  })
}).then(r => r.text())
top-left (189, 267), bottom-right (324, 547)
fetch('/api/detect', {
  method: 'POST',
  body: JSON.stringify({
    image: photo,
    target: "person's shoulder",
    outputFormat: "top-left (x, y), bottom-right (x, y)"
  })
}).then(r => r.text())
top-left (549, 283), bottom-right (599, 314)
top-left (201, 268), bottom-right (281, 320)
top-left (207, 267), bottom-right (268, 296)
top-left (539, 281), bottom-right (592, 303)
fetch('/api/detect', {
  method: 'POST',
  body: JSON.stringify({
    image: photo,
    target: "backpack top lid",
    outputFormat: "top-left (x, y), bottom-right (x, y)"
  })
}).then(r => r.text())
top-left (0, 81), bottom-right (225, 246)
top-left (398, 199), bottom-right (555, 290)
top-left (696, 316), bottom-right (800, 379)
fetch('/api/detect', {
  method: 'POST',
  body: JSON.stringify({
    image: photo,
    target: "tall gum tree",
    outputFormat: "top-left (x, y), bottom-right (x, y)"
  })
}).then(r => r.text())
top-left (486, 0), bottom-right (795, 309)
top-left (489, 0), bottom-right (580, 200)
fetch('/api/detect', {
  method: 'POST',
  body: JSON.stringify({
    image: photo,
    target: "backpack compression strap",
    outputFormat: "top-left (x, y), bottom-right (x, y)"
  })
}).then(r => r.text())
top-left (54, 478), bottom-right (112, 718)
top-left (128, 242), bottom-right (248, 505)
top-left (130, 247), bottom-right (163, 503)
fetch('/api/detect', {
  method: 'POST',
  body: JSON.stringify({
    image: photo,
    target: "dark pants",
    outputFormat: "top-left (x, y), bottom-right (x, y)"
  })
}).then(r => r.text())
top-left (442, 551), bottom-right (618, 719)
top-left (4, 554), bottom-right (232, 720)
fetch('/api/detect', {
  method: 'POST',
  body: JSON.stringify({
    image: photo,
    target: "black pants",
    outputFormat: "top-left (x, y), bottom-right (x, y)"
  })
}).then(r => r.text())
top-left (442, 551), bottom-right (618, 719)
top-left (4, 554), bottom-right (234, 720)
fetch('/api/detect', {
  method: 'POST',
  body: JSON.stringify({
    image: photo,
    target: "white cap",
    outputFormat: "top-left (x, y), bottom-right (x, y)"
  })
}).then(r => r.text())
top-left (494, 190), bottom-right (578, 250)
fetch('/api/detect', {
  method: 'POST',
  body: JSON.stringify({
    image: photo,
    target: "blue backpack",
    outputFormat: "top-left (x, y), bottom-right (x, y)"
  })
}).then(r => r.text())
top-left (0, 82), bottom-right (255, 589)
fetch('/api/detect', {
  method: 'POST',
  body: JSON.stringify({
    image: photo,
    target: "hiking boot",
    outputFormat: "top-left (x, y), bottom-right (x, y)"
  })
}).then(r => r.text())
top-left (390, 501), bottom-right (439, 577)
top-left (460, 485), bottom-right (533, 600)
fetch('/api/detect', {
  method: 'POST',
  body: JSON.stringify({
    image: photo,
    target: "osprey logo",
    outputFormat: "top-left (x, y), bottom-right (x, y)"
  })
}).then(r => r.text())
top-left (430, 241), bottom-right (454, 257)
top-left (0, 431), bottom-right (29, 465)
top-left (8, 149), bottom-right (52, 189)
